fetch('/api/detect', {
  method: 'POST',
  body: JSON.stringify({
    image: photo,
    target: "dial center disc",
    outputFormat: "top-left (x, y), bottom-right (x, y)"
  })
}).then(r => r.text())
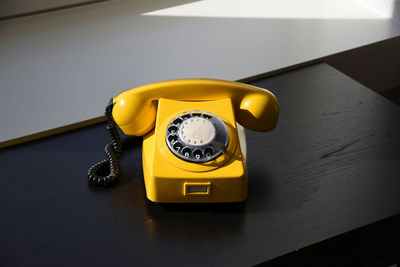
top-left (179, 117), bottom-right (215, 146)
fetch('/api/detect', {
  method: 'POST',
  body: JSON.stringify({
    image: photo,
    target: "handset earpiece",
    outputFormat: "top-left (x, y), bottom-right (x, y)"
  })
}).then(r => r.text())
top-left (237, 92), bottom-right (279, 132)
top-left (112, 94), bottom-right (157, 136)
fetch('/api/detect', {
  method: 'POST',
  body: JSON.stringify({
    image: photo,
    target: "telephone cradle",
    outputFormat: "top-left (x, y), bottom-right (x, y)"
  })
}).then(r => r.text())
top-left (88, 78), bottom-right (279, 203)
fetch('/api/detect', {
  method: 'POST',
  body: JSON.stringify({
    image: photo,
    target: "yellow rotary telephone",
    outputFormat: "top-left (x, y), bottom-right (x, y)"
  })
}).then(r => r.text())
top-left (88, 79), bottom-right (279, 203)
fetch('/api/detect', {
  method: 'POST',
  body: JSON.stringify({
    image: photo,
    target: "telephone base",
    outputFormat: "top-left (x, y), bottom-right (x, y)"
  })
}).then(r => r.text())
top-left (142, 98), bottom-right (247, 203)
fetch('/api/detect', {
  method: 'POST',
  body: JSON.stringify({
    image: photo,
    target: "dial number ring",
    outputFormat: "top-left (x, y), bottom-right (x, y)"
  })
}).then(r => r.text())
top-left (165, 111), bottom-right (229, 163)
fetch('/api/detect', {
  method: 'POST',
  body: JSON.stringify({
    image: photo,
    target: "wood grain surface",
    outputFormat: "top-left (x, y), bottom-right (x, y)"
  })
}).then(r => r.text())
top-left (0, 63), bottom-right (399, 266)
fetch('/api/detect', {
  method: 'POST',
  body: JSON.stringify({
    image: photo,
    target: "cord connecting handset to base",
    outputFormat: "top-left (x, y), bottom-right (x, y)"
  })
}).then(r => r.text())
top-left (88, 78), bottom-right (280, 203)
top-left (87, 100), bottom-right (122, 186)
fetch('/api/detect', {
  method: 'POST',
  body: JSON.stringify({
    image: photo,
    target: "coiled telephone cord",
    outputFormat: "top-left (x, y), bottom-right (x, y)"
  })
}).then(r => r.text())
top-left (88, 100), bottom-right (122, 186)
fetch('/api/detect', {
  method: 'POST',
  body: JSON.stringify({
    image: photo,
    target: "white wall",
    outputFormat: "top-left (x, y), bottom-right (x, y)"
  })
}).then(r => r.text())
top-left (1, 0), bottom-right (400, 147)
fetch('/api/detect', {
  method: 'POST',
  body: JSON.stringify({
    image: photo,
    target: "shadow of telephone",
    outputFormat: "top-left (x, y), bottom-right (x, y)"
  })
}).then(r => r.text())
top-left (88, 79), bottom-right (279, 203)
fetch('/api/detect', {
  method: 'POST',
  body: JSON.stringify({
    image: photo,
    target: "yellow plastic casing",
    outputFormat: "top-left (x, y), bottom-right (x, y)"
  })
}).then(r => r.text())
top-left (142, 98), bottom-right (247, 203)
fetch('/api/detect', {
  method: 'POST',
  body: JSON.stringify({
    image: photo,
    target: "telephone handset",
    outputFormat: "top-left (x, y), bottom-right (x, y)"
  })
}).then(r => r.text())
top-left (88, 79), bottom-right (279, 203)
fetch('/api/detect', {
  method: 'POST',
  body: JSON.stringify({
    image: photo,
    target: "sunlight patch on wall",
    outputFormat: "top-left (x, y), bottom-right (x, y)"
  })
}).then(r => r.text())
top-left (142, 0), bottom-right (388, 19)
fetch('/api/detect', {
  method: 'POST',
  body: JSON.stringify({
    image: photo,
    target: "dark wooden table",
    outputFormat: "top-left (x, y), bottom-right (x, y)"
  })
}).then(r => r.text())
top-left (1, 63), bottom-right (399, 266)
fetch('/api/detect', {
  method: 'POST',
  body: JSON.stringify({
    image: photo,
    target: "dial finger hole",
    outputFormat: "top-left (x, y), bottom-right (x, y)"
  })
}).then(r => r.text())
top-left (204, 147), bottom-right (214, 157)
top-left (168, 125), bottom-right (178, 133)
top-left (168, 134), bottom-right (178, 143)
top-left (181, 114), bottom-right (191, 119)
top-left (193, 149), bottom-right (202, 160)
top-left (173, 118), bottom-right (183, 124)
top-left (181, 147), bottom-right (191, 158)
top-left (173, 142), bottom-right (183, 151)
